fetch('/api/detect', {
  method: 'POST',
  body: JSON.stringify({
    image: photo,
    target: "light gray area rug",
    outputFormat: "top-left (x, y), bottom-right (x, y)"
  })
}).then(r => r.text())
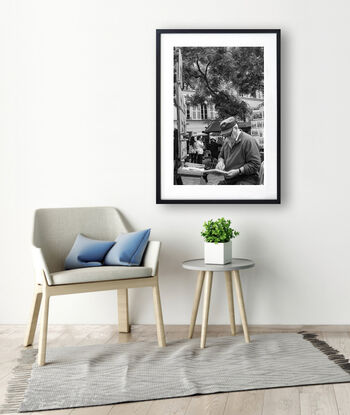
top-left (2, 332), bottom-right (350, 413)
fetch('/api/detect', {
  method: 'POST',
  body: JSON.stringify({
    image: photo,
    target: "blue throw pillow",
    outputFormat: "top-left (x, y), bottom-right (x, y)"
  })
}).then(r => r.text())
top-left (64, 234), bottom-right (115, 270)
top-left (104, 229), bottom-right (151, 266)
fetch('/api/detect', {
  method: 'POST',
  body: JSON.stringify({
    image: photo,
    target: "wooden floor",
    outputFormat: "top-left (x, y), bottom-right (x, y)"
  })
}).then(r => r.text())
top-left (0, 325), bottom-right (350, 415)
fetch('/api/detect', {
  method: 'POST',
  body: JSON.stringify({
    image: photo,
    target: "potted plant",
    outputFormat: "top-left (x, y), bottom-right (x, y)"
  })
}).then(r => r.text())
top-left (201, 218), bottom-right (239, 264)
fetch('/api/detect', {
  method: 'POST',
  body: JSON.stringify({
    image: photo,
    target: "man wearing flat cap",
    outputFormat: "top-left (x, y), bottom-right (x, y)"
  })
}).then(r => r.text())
top-left (216, 116), bottom-right (261, 185)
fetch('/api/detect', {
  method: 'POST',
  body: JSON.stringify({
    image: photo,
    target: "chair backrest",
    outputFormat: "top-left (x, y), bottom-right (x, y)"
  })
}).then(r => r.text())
top-left (33, 207), bottom-right (128, 273)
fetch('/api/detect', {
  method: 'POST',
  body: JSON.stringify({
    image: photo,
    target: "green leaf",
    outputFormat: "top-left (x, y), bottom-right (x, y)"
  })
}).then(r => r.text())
top-left (201, 217), bottom-right (239, 243)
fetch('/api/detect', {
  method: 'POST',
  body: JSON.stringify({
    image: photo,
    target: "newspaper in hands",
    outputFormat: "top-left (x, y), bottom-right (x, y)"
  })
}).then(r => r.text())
top-left (181, 167), bottom-right (234, 175)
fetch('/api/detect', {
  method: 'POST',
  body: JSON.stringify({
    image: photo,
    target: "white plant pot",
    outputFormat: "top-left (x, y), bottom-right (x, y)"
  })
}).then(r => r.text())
top-left (204, 241), bottom-right (232, 264)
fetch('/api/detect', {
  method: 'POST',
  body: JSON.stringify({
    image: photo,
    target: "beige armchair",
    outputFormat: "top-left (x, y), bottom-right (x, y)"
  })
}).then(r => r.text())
top-left (24, 207), bottom-right (166, 366)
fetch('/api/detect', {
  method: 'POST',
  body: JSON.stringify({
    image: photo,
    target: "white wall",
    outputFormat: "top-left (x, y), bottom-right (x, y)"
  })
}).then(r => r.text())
top-left (1, 0), bottom-right (350, 325)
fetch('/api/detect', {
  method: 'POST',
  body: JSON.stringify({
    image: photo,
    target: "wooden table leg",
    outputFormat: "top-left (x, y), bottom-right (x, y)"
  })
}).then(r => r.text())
top-left (224, 271), bottom-right (236, 335)
top-left (232, 270), bottom-right (250, 343)
top-left (189, 271), bottom-right (205, 338)
top-left (200, 271), bottom-right (213, 348)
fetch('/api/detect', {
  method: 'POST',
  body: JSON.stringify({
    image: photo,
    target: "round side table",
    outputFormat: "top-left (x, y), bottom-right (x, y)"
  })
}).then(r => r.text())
top-left (182, 258), bottom-right (255, 348)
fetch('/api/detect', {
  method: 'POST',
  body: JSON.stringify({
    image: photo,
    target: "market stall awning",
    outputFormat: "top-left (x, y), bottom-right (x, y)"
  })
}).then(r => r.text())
top-left (192, 132), bottom-right (208, 137)
top-left (204, 120), bottom-right (251, 134)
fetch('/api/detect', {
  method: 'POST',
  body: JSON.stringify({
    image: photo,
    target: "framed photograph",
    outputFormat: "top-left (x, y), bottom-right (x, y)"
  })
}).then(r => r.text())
top-left (156, 29), bottom-right (280, 204)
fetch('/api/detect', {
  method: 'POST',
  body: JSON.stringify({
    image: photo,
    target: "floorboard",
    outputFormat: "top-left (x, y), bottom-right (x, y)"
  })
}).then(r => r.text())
top-left (224, 390), bottom-right (264, 415)
top-left (262, 387), bottom-right (300, 415)
top-left (300, 384), bottom-right (339, 415)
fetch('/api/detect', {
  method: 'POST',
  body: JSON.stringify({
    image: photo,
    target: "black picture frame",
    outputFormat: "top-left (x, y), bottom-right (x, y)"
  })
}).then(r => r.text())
top-left (156, 29), bottom-right (281, 204)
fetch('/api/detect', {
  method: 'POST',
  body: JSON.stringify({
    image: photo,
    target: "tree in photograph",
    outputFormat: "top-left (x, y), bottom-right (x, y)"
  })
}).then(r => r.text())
top-left (179, 47), bottom-right (264, 120)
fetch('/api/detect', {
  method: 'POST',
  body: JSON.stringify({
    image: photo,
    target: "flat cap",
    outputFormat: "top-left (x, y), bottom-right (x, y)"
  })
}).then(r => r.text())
top-left (220, 116), bottom-right (238, 135)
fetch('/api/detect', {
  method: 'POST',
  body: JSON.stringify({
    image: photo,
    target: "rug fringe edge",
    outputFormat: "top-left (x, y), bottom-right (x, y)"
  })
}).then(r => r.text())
top-left (298, 331), bottom-right (350, 375)
top-left (0, 348), bottom-right (37, 414)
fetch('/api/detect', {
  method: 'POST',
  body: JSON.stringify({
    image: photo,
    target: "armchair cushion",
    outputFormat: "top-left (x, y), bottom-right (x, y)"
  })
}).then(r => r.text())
top-left (64, 234), bottom-right (115, 270)
top-left (51, 266), bottom-right (153, 285)
top-left (104, 229), bottom-right (151, 266)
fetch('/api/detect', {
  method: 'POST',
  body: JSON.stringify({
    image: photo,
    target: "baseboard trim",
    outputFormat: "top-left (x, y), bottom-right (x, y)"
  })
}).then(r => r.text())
top-left (1, 324), bottom-right (349, 333)
top-left (162, 324), bottom-right (350, 333)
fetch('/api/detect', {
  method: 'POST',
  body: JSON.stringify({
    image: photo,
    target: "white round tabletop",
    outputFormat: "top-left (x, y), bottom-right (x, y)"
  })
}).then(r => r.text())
top-left (182, 258), bottom-right (255, 272)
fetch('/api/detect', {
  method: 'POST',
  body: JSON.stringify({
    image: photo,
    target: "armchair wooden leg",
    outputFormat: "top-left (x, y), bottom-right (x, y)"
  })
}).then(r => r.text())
top-left (152, 280), bottom-right (166, 347)
top-left (117, 289), bottom-right (130, 333)
top-left (38, 292), bottom-right (50, 366)
top-left (24, 285), bottom-right (42, 346)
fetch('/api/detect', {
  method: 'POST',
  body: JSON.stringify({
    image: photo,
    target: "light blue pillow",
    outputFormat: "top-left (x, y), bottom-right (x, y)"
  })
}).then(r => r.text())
top-left (104, 229), bottom-right (151, 266)
top-left (64, 234), bottom-right (115, 270)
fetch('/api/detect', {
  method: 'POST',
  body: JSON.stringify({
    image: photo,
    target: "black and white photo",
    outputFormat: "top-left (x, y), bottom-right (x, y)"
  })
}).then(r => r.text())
top-left (156, 30), bottom-right (280, 203)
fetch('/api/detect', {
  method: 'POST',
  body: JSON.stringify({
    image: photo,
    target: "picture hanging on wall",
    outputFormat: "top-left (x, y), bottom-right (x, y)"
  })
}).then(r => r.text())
top-left (156, 29), bottom-right (280, 204)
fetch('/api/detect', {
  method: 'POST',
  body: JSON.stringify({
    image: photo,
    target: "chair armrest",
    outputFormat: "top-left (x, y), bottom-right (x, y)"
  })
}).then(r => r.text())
top-left (142, 241), bottom-right (161, 276)
top-left (32, 246), bottom-right (52, 286)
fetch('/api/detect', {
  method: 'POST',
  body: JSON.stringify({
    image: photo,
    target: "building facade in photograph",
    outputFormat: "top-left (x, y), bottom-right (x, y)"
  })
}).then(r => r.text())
top-left (173, 89), bottom-right (218, 135)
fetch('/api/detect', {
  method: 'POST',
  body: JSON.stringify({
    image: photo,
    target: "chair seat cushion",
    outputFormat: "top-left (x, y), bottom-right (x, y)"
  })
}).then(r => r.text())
top-left (51, 266), bottom-right (153, 285)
